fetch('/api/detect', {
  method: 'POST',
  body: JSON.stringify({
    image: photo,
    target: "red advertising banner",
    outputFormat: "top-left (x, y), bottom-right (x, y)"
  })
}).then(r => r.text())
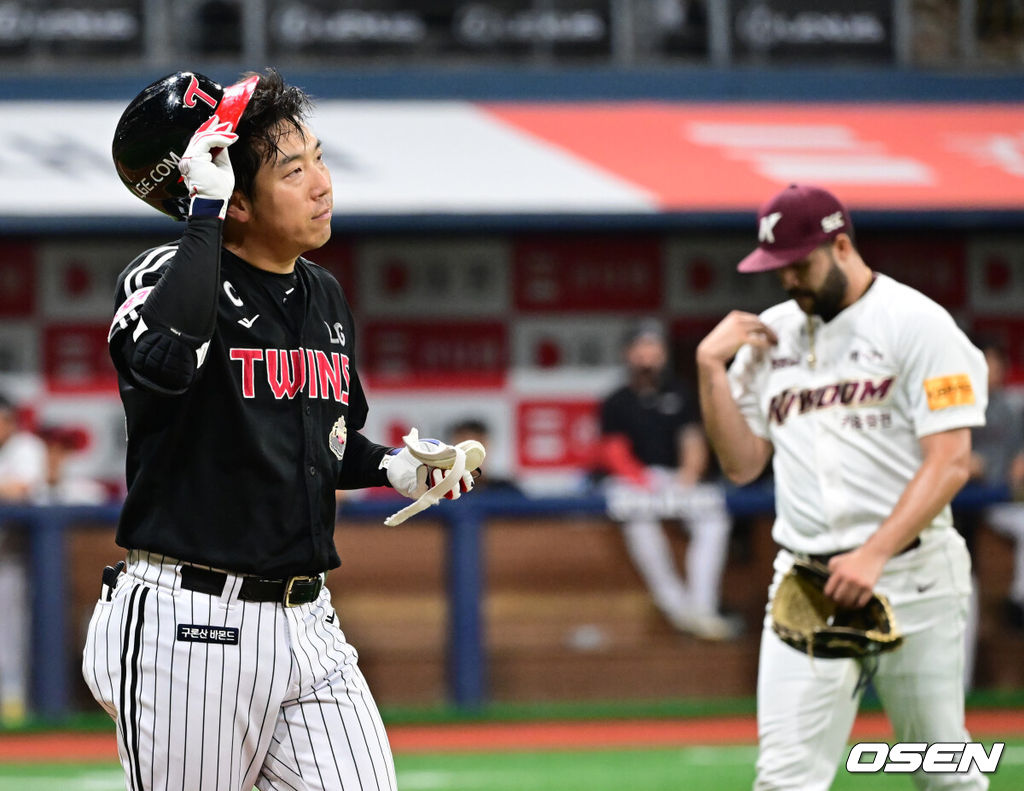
top-left (857, 236), bottom-right (968, 310)
top-left (43, 323), bottom-right (118, 393)
top-left (362, 320), bottom-right (508, 388)
top-left (516, 399), bottom-right (600, 469)
top-left (513, 236), bottom-right (662, 312)
top-left (971, 318), bottom-right (1024, 384)
top-left (0, 244), bottom-right (36, 317)
top-left (967, 237), bottom-right (1024, 316)
top-left (486, 103), bottom-right (1024, 211)
top-left (311, 238), bottom-right (357, 300)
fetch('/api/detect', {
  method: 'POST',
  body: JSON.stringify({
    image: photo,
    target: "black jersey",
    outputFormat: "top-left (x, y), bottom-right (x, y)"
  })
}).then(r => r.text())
top-left (600, 378), bottom-right (700, 468)
top-left (108, 219), bottom-right (390, 576)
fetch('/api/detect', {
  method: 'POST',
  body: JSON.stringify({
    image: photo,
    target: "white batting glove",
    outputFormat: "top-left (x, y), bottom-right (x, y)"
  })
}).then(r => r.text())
top-left (383, 444), bottom-right (430, 499)
top-left (177, 114), bottom-right (238, 220)
top-left (383, 437), bottom-right (475, 501)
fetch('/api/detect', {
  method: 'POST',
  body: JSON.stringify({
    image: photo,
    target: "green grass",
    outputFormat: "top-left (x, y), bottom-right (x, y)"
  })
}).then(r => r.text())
top-left (3, 693), bottom-right (1021, 790)
top-left (12, 688), bottom-right (1024, 732)
top-left (0, 742), bottom-right (1020, 791)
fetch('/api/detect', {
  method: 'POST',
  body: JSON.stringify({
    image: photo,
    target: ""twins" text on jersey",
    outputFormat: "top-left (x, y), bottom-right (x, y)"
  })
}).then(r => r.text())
top-left (230, 347), bottom-right (350, 402)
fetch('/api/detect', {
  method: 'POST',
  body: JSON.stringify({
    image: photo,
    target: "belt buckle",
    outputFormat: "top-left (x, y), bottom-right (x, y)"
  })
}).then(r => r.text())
top-left (283, 574), bottom-right (321, 608)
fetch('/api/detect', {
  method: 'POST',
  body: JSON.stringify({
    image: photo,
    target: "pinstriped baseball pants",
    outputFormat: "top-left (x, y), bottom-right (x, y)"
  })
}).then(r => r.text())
top-left (82, 551), bottom-right (397, 791)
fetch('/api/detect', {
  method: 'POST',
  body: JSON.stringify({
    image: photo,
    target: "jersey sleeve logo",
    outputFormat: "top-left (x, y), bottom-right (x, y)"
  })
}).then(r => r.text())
top-left (329, 415), bottom-right (347, 461)
top-left (109, 286), bottom-right (154, 341)
top-left (924, 374), bottom-right (975, 411)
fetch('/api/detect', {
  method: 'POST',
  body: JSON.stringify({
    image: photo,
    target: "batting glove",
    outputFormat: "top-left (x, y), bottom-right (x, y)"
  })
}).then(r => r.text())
top-left (383, 437), bottom-right (475, 501)
top-left (177, 114), bottom-right (238, 220)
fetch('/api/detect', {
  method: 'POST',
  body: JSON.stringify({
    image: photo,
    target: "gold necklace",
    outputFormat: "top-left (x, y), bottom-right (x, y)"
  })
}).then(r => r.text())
top-left (806, 315), bottom-right (817, 370)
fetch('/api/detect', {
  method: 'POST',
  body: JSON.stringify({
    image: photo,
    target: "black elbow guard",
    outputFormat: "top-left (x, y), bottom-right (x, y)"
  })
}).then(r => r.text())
top-left (130, 330), bottom-right (199, 393)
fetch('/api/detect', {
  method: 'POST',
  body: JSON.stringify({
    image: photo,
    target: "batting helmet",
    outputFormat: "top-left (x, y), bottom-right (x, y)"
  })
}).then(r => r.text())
top-left (112, 71), bottom-right (258, 220)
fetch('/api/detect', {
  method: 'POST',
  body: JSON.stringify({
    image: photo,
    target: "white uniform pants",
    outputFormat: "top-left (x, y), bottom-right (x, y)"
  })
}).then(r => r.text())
top-left (607, 471), bottom-right (732, 617)
top-left (82, 551), bottom-right (397, 791)
top-left (755, 531), bottom-right (987, 791)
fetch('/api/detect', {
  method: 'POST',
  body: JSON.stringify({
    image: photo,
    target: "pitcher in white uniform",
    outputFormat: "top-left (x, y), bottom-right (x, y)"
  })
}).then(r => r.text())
top-left (696, 184), bottom-right (989, 790)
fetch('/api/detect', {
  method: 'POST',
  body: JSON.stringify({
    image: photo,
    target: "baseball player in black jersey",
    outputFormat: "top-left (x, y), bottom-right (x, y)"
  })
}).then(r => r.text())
top-left (83, 69), bottom-right (481, 791)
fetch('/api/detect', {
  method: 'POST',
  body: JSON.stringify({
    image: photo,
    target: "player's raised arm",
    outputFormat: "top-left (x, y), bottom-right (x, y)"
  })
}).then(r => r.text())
top-left (696, 311), bottom-right (775, 484)
top-left (108, 73), bottom-right (252, 395)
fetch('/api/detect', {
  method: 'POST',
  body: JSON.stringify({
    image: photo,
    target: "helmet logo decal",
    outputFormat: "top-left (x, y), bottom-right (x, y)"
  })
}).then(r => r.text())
top-left (114, 71), bottom-right (243, 220)
top-left (183, 75), bottom-right (217, 110)
top-left (133, 151), bottom-right (181, 199)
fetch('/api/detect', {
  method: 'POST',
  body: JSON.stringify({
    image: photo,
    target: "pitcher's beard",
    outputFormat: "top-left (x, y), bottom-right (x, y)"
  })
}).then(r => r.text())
top-left (788, 261), bottom-right (847, 322)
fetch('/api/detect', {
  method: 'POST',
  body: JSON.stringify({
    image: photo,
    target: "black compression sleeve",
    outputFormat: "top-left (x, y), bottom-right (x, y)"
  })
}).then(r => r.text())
top-left (337, 431), bottom-right (393, 490)
top-left (138, 216), bottom-right (222, 343)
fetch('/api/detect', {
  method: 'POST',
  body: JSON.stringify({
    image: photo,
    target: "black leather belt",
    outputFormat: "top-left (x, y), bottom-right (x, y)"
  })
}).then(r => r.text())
top-left (784, 536), bottom-right (921, 566)
top-left (180, 565), bottom-right (324, 608)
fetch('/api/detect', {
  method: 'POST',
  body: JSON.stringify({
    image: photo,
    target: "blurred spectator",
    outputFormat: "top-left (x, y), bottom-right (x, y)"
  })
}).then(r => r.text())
top-left (33, 425), bottom-right (108, 506)
top-left (596, 320), bottom-right (740, 640)
top-left (969, 338), bottom-right (1024, 493)
top-left (448, 418), bottom-right (520, 494)
top-left (969, 338), bottom-right (1024, 630)
top-left (0, 395), bottom-right (46, 502)
top-left (0, 394), bottom-right (46, 726)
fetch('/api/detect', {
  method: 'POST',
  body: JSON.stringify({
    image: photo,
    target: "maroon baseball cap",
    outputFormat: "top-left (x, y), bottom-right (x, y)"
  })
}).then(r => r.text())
top-left (737, 184), bottom-right (852, 273)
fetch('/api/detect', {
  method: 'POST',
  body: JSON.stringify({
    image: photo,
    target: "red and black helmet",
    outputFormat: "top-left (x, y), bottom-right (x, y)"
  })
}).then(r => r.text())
top-left (112, 71), bottom-right (257, 220)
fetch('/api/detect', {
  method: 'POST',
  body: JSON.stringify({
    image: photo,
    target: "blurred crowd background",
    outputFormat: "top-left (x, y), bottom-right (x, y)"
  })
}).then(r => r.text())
top-left (1, 0), bottom-right (1023, 723)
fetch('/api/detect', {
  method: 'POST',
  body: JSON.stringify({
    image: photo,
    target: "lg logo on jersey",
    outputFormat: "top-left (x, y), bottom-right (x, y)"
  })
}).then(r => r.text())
top-left (325, 321), bottom-right (346, 346)
top-left (847, 742), bottom-right (1003, 774)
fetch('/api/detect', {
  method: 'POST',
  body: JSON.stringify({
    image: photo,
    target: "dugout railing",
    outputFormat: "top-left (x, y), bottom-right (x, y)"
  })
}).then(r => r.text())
top-left (0, 482), bottom-right (1008, 719)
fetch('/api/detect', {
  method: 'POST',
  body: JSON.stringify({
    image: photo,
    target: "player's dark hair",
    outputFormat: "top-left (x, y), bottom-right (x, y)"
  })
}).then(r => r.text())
top-left (231, 68), bottom-right (313, 200)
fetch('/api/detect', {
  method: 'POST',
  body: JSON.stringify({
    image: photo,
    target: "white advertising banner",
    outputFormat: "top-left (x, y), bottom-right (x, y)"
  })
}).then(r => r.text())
top-left (511, 316), bottom-right (635, 370)
top-left (0, 100), bottom-right (655, 218)
top-left (0, 324), bottom-right (39, 374)
top-left (664, 235), bottom-right (780, 316)
top-left (37, 238), bottom-right (150, 319)
top-left (356, 237), bottom-right (511, 317)
top-left (2, 99), bottom-right (1022, 219)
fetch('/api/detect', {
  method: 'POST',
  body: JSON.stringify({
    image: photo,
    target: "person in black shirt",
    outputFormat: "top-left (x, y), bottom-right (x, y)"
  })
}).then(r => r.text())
top-left (598, 321), bottom-right (740, 640)
top-left (83, 69), bottom-right (477, 791)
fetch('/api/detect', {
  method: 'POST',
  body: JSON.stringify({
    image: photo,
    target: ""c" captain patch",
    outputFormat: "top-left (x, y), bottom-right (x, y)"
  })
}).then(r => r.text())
top-left (924, 374), bottom-right (975, 410)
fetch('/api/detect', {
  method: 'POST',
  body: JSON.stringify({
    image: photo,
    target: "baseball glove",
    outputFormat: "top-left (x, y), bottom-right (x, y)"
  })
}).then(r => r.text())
top-left (771, 558), bottom-right (903, 659)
